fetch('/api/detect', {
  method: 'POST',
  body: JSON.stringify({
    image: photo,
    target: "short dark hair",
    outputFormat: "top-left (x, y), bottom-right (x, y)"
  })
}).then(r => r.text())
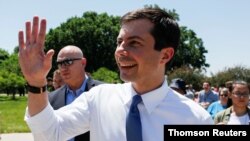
top-left (232, 80), bottom-right (249, 91)
top-left (120, 8), bottom-right (180, 52)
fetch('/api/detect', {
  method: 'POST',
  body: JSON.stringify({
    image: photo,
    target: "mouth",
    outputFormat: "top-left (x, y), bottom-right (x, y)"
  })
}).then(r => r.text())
top-left (119, 63), bottom-right (136, 67)
top-left (118, 61), bottom-right (137, 69)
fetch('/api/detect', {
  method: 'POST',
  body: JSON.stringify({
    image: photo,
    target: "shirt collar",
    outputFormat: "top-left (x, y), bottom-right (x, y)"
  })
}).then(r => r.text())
top-left (125, 79), bottom-right (170, 114)
top-left (66, 74), bottom-right (89, 96)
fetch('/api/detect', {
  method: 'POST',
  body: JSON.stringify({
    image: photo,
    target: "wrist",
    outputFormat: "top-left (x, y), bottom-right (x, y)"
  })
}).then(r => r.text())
top-left (26, 79), bottom-right (47, 88)
top-left (27, 83), bottom-right (47, 94)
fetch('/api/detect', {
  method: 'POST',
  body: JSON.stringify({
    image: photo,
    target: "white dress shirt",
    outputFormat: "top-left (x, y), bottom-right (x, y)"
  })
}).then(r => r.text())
top-left (25, 80), bottom-right (213, 141)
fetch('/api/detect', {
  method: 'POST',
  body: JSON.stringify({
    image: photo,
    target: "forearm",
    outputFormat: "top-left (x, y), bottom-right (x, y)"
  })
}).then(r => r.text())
top-left (28, 91), bottom-right (48, 116)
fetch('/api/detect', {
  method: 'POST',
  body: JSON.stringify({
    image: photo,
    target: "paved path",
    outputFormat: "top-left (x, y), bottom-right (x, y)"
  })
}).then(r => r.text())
top-left (0, 133), bottom-right (33, 141)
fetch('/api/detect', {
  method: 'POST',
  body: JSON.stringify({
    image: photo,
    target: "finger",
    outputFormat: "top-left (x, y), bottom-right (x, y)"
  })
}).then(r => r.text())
top-left (31, 16), bottom-right (39, 44)
top-left (18, 31), bottom-right (25, 51)
top-left (25, 21), bottom-right (31, 46)
top-left (44, 49), bottom-right (55, 71)
top-left (37, 19), bottom-right (47, 49)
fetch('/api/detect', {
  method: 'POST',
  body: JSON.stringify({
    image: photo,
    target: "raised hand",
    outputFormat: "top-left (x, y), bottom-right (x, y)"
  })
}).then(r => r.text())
top-left (18, 16), bottom-right (54, 87)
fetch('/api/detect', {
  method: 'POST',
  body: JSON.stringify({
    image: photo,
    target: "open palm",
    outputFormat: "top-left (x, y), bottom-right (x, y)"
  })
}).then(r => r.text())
top-left (18, 16), bottom-right (54, 86)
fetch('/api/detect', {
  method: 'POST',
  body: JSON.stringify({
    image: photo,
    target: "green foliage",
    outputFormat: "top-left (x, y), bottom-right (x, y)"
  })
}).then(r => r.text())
top-left (210, 65), bottom-right (250, 87)
top-left (0, 53), bottom-right (22, 75)
top-left (145, 5), bottom-right (209, 72)
top-left (0, 48), bottom-right (9, 62)
top-left (171, 26), bottom-right (209, 71)
top-left (91, 67), bottom-right (121, 83)
top-left (0, 95), bottom-right (30, 133)
top-left (45, 7), bottom-right (210, 76)
top-left (13, 46), bottom-right (19, 54)
top-left (167, 66), bottom-right (206, 91)
top-left (45, 12), bottom-right (120, 75)
top-left (0, 53), bottom-right (25, 93)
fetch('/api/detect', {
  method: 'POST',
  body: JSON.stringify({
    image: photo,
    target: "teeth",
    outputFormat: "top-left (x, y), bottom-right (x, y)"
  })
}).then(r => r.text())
top-left (120, 63), bottom-right (134, 67)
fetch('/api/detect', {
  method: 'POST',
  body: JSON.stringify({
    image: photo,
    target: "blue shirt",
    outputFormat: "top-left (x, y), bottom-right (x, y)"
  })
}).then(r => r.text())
top-left (207, 101), bottom-right (227, 119)
top-left (66, 75), bottom-right (88, 141)
top-left (198, 90), bottom-right (219, 104)
top-left (66, 75), bottom-right (89, 105)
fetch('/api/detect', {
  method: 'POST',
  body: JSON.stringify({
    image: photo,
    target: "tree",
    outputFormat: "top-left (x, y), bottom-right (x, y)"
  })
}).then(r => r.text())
top-left (91, 67), bottom-right (121, 83)
top-left (0, 53), bottom-right (26, 98)
top-left (0, 53), bottom-right (22, 75)
top-left (145, 5), bottom-right (209, 72)
top-left (167, 66), bottom-right (206, 91)
top-left (45, 12), bottom-right (120, 76)
top-left (0, 48), bottom-right (9, 62)
top-left (45, 8), bottom-right (209, 77)
top-left (173, 26), bottom-right (209, 71)
top-left (210, 65), bottom-right (250, 87)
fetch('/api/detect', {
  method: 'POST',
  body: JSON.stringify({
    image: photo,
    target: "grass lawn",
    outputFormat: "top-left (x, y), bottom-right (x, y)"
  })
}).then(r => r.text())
top-left (0, 94), bottom-right (30, 133)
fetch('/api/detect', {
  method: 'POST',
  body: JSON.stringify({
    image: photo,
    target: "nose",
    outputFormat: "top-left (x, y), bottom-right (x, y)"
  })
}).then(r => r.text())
top-left (59, 64), bottom-right (69, 70)
top-left (116, 43), bottom-right (129, 57)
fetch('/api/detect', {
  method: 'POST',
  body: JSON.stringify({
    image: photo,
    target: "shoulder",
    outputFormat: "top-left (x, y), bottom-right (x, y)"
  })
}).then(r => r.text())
top-left (87, 82), bottom-right (128, 94)
top-left (169, 90), bottom-right (211, 115)
top-left (166, 90), bottom-right (213, 124)
top-left (48, 86), bottom-right (66, 100)
top-left (87, 77), bottom-right (105, 86)
top-left (214, 107), bottom-right (231, 124)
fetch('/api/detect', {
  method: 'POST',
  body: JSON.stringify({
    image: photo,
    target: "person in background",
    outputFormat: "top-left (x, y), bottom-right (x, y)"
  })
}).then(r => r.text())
top-left (185, 84), bottom-right (195, 100)
top-left (193, 91), bottom-right (199, 103)
top-left (46, 77), bottom-right (54, 91)
top-left (169, 78), bottom-right (186, 95)
top-left (214, 80), bottom-right (250, 125)
top-left (52, 69), bottom-right (64, 90)
top-left (19, 8), bottom-right (213, 141)
top-left (49, 45), bottom-right (103, 141)
top-left (207, 87), bottom-right (229, 119)
top-left (225, 80), bottom-right (233, 107)
top-left (198, 81), bottom-right (219, 109)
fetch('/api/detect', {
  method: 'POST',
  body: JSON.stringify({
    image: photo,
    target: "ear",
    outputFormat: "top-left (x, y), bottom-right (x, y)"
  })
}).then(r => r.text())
top-left (81, 58), bottom-right (87, 66)
top-left (160, 47), bottom-right (174, 64)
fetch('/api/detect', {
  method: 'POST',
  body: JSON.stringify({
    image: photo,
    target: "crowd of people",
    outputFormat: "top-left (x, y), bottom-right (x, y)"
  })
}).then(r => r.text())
top-left (169, 78), bottom-right (250, 125)
top-left (17, 7), bottom-right (250, 141)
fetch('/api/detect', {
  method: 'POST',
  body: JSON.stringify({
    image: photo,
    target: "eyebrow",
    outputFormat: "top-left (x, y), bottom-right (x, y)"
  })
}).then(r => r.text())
top-left (117, 35), bottom-right (146, 42)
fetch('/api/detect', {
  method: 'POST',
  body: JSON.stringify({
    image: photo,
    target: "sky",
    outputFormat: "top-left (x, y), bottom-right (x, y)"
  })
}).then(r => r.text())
top-left (0, 0), bottom-right (250, 76)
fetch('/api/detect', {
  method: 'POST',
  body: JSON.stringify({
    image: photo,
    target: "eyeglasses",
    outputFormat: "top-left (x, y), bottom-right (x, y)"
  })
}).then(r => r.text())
top-left (219, 94), bottom-right (228, 97)
top-left (56, 58), bottom-right (82, 68)
top-left (232, 92), bottom-right (250, 98)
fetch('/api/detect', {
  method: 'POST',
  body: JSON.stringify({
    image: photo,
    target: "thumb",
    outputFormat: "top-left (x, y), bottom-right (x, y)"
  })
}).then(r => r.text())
top-left (44, 49), bottom-right (55, 71)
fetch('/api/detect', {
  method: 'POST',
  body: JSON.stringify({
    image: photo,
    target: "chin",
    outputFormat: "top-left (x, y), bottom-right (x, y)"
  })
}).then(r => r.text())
top-left (120, 74), bottom-right (134, 82)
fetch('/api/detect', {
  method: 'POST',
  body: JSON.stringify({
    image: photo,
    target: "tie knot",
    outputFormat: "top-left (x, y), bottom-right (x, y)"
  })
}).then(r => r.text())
top-left (131, 95), bottom-right (142, 107)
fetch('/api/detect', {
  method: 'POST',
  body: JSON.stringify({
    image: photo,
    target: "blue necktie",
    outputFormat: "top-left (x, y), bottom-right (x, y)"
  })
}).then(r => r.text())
top-left (126, 95), bottom-right (143, 141)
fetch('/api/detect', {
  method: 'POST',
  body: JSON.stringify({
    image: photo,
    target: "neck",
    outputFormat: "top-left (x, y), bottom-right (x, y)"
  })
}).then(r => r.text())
top-left (68, 76), bottom-right (85, 91)
top-left (232, 106), bottom-right (247, 116)
top-left (132, 76), bottom-right (165, 95)
top-left (220, 100), bottom-right (227, 106)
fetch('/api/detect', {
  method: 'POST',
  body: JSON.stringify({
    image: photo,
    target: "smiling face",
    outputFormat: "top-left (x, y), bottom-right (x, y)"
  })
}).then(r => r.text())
top-left (115, 19), bottom-right (174, 93)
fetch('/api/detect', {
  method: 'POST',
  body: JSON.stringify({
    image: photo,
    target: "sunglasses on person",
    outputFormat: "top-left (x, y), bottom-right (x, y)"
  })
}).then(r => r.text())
top-left (56, 58), bottom-right (82, 68)
top-left (232, 92), bottom-right (250, 98)
top-left (219, 94), bottom-right (228, 97)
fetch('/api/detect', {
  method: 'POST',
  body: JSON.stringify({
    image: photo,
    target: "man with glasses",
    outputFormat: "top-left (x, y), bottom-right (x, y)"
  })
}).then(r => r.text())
top-left (214, 80), bottom-right (250, 125)
top-left (49, 45), bottom-right (103, 141)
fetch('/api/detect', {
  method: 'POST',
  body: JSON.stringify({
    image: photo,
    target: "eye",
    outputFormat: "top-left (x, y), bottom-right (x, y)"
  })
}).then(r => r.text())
top-left (65, 60), bottom-right (73, 65)
top-left (129, 40), bottom-right (142, 47)
top-left (116, 39), bottom-right (122, 46)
